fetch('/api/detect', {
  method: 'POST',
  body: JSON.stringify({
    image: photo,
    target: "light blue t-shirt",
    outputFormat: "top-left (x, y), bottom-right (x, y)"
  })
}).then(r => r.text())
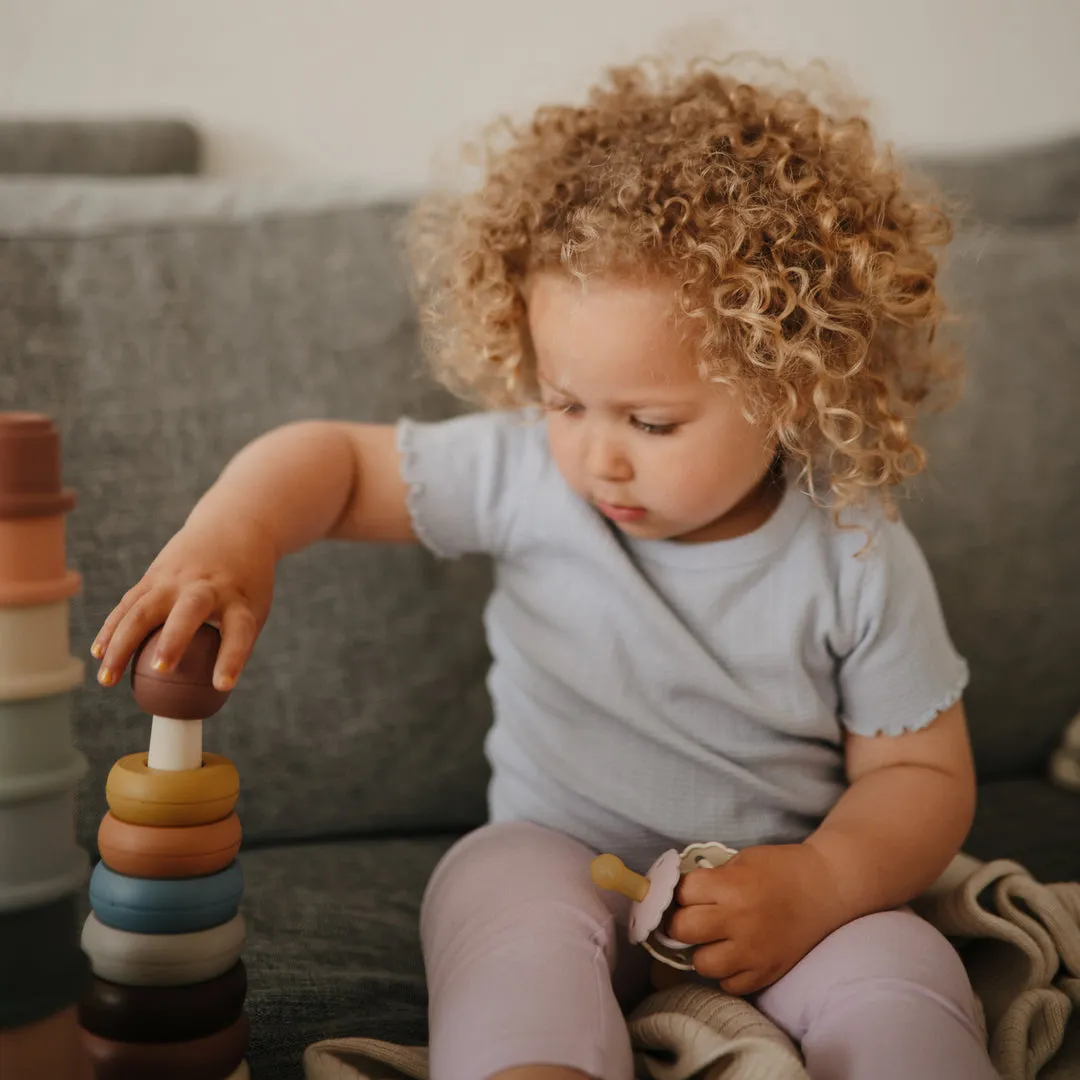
top-left (398, 409), bottom-right (968, 872)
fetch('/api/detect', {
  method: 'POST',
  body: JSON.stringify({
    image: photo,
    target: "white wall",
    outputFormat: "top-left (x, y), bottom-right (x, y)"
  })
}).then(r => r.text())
top-left (2, 0), bottom-right (1078, 197)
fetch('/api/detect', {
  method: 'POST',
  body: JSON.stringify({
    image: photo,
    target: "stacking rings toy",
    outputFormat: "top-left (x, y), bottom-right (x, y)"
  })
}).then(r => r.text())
top-left (106, 752), bottom-right (239, 827)
top-left (79, 961), bottom-right (247, 1043)
top-left (97, 811), bottom-right (242, 878)
top-left (80, 1011), bottom-right (249, 1080)
top-left (81, 912), bottom-right (246, 987)
top-left (90, 859), bottom-right (244, 934)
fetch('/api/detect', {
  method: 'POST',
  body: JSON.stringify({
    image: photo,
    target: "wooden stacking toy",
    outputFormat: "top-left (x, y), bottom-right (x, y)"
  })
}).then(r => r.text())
top-left (0, 413), bottom-right (93, 1077)
top-left (0, 410), bottom-right (92, 1071)
top-left (79, 624), bottom-right (249, 1079)
top-left (591, 841), bottom-right (737, 970)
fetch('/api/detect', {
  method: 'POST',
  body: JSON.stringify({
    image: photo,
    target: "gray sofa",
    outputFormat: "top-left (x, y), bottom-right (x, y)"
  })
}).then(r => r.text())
top-left (1, 122), bottom-right (1078, 1079)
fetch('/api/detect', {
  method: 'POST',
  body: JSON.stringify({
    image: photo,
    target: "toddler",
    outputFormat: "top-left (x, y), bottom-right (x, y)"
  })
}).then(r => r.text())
top-left (92, 57), bottom-right (998, 1080)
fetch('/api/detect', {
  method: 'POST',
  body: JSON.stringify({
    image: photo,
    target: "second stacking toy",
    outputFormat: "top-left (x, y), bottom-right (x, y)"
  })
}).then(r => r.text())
top-left (0, 413), bottom-right (92, 1078)
top-left (79, 624), bottom-right (250, 1079)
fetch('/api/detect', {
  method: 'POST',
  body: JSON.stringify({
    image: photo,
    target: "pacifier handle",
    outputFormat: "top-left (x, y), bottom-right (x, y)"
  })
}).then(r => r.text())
top-left (590, 854), bottom-right (651, 902)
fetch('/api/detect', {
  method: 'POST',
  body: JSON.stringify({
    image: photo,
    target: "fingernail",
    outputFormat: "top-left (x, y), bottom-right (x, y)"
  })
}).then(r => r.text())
top-left (90, 641), bottom-right (102, 660)
top-left (216, 673), bottom-right (235, 691)
top-left (152, 655), bottom-right (169, 672)
top-left (97, 667), bottom-right (115, 687)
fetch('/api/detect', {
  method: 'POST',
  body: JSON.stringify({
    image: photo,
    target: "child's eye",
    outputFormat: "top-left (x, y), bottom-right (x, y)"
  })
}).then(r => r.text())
top-left (543, 401), bottom-right (582, 417)
top-left (631, 418), bottom-right (678, 436)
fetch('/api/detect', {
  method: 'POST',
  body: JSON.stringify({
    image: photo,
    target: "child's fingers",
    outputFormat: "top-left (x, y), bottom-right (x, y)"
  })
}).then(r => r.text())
top-left (91, 582), bottom-right (151, 660)
top-left (97, 592), bottom-right (175, 686)
top-left (674, 866), bottom-right (729, 907)
top-left (666, 899), bottom-right (725, 946)
top-left (212, 604), bottom-right (259, 691)
top-left (689, 939), bottom-right (746, 984)
top-left (150, 586), bottom-right (219, 673)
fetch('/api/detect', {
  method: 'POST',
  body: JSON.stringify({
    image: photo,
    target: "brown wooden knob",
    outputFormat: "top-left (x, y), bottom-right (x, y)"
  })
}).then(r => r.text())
top-left (131, 624), bottom-right (230, 719)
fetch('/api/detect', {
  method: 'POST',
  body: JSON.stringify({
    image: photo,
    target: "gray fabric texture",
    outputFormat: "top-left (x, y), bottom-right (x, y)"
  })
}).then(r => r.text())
top-left (399, 410), bottom-right (968, 872)
top-left (914, 135), bottom-right (1080, 227)
top-left (238, 836), bottom-right (455, 1079)
top-left (0, 198), bottom-right (493, 850)
top-left (904, 224), bottom-right (1080, 777)
top-left (0, 119), bottom-right (201, 177)
top-left (0, 176), bottom-right (380, 233)
top-left (965, 778), bottom-right (1080, 885)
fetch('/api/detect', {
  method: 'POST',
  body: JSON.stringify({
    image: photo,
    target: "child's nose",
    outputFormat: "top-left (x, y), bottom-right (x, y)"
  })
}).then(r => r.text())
top-left (586, 430), bottom-right (633, 482)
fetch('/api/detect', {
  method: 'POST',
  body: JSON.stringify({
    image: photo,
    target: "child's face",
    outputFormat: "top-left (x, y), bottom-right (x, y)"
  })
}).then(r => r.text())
top-left (526, 271), bottom-right (779, 543)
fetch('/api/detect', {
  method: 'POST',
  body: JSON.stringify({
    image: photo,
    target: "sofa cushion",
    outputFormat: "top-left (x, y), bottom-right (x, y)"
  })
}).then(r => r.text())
top-left (915, 135), bottom-right (1080, 226)
top-left (0, 120), bottom-right (201, 177)
top-left (966, 778), bottom-right (1080, 885)
top-left (238, 835), bottom-right (455, 1080)
top-left (0, 184), bottom-right (494, 850)
top-left (903, 224), bottom-right (1080, 778)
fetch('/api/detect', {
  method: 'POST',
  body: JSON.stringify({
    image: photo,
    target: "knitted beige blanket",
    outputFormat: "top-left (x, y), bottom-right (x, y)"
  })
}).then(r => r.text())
top-left (303, 854), bottom-right (1080, 1080)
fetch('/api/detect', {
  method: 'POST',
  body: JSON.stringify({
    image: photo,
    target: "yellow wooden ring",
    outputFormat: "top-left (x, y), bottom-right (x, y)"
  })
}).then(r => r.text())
top-left (106, 754), bottom-right (238, 827)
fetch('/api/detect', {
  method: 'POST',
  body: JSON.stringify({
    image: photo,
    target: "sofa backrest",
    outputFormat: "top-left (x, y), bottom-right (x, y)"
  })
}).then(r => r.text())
top-left (0, 119), bottom-right (200, 177)
top-left (1, 185), bottom-right (493, 850)
top-left (1, 136), bottom-right (1077, 848)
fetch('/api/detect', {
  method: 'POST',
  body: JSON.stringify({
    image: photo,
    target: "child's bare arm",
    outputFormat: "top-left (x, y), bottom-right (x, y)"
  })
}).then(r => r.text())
top-left (805, 699), bottom-right (978, 919)
top-left (93, 420), bottom-right (414, 691)
top-left (667, 700), bottom-right (976, 994)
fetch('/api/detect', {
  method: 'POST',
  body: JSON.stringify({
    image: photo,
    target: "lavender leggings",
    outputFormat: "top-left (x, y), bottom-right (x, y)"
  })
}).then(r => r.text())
top-left (421, 823), bottom-right (998, 1080)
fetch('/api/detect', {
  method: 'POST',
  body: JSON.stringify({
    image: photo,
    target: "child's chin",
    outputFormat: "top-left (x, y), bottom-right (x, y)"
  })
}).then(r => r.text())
top-left (616, 517), bottom-right (677, 540)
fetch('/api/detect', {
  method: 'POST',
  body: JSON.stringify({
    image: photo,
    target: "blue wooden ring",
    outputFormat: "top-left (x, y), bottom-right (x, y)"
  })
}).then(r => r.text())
top-left (89, 860), bottom-right (243, 935)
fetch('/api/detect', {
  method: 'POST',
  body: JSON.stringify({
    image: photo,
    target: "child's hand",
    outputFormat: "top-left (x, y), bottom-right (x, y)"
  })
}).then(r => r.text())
top-left (91, 517), bottom-right (277, 693)
top-left (665, 843), bottom-right (848, 996)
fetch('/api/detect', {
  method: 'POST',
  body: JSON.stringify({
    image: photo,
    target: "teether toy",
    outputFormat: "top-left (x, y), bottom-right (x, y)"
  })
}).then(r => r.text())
top-left (591, 841), bottom-right (738, 970)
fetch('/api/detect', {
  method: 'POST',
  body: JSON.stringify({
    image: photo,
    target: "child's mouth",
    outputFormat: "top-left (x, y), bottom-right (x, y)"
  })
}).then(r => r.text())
top-left (595, 501), bottom-right (646, 523)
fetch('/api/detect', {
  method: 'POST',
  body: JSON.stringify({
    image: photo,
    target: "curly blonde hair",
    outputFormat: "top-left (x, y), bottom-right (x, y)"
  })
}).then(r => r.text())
top-left (404, 55), bottom-right (961, 518)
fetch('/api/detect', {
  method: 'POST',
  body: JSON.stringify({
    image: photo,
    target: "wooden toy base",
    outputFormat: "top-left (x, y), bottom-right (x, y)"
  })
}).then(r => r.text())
top-left (79, 961), bottom-right (247, 1043)
top-left (80, 1012), bottom-right (249, 1080)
